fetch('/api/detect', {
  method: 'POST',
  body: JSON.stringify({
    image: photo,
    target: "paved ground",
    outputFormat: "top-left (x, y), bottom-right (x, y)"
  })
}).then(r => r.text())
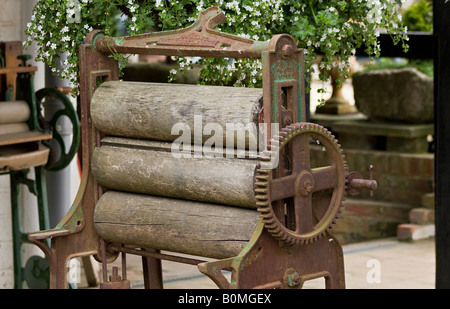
top-left (85, 237), bottom-right (435, 289)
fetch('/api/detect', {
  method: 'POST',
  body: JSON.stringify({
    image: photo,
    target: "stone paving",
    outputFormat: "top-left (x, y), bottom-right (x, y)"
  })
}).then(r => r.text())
top-left (80, 237), bottom-right (435, 289)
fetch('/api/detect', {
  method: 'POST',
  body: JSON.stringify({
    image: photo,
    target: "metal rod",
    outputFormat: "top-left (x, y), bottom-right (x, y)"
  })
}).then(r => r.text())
top-left (141, 248), bottom-right (163, 289)
top-left (121, 251), bottom-right (127, 280)
top-left (108, 245), bottom-right (207, 266)
top-left (100, 239), bottom-right (108, 283)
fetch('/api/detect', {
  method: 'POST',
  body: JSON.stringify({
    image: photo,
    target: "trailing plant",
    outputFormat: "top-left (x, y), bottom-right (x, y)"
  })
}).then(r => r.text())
top-left (362, 0), bottom-right (435, 78)
top-left (24, 0), bottom-right (411, 97)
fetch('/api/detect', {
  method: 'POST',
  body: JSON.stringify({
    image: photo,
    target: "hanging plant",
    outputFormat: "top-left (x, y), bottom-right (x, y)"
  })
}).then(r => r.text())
top-left (24, 0), bottom-right (411, 98)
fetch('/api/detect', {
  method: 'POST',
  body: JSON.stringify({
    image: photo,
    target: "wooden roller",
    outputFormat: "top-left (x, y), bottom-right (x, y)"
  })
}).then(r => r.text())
top-left (0, 123), bottom-right (29, 135)
top-left (91, 81), bottom-right (263, 149)
top-left (92, 137), bottom-right (258, 208)
top-left (94, 191), bottom-right (260, 260)
top-left (0, 101), bottom-right (30, 124)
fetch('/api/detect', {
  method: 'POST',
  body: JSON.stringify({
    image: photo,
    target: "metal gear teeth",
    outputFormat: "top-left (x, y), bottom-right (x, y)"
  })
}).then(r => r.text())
top-left (255, 122), bottom-right (348, 246)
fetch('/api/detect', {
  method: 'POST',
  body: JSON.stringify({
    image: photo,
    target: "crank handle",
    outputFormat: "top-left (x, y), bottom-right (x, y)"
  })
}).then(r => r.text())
top-left (348, 178), bottom-right (378, 191)
top-left (346, 165), bottom-right (378, 197)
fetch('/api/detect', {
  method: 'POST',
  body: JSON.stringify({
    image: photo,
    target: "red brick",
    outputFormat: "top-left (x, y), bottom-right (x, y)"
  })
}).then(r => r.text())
top-left (397, 223), bottom-right (435, 241)
top-left (409, 208), bottom-right (435, 224)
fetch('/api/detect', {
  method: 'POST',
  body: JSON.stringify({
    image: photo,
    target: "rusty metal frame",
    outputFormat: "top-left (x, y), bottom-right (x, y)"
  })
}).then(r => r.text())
top-left (28, 6), bottom-right (346, 289)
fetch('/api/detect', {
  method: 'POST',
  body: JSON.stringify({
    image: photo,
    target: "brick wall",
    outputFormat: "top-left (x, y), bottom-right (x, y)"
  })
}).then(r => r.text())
top-left (342, 148), bottom-right (434, 205)
top-left (311, 146), bottom-right (434, 244)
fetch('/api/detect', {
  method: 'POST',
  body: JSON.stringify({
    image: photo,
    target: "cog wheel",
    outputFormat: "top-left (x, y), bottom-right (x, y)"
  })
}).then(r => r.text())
top-left (255, 122), bottom-right (348, 245)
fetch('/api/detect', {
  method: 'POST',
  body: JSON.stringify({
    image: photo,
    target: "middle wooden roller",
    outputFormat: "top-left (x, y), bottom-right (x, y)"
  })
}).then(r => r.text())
top-left (92, 137), bottom-right (259, 208)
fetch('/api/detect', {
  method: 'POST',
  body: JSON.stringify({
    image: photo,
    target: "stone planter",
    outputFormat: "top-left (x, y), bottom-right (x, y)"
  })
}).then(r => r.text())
top-left (352, 67), bottom-right (434, 124)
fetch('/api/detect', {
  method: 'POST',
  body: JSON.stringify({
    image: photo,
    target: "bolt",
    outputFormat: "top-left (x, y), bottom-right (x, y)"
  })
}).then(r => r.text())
top-left (284, 268), bottom-right (301, 288)
top-left (283, 115), bottom-right (292, 126)
top-left (281, 44), bottom-right (294, 58)
top-left (303, 179), bottom-right (314, 193)
top-left (109, 266), bottom-right (122, 282)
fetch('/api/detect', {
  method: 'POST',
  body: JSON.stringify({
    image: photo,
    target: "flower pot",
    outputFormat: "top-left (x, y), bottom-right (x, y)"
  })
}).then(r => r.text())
top-left (315, 57), bottom-right (358, 115)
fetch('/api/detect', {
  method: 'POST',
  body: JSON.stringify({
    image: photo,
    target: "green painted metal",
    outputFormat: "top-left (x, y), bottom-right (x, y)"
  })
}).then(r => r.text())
top-left (10, 167), bottom-right (50, 289)
top-left (35, 87), bottom-right (80, 171)
top-left (14, 55), bottom-right (38, 130)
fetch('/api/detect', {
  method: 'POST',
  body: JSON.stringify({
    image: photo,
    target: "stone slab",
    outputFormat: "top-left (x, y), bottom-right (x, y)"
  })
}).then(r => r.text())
top-left (331, 120), bottom-right (433, 138)
top-left (312, 116), bottom-right (433, 153)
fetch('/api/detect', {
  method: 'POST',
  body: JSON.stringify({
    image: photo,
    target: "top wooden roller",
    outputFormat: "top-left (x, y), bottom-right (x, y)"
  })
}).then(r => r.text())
top-left (91, 81), bottom-right (263, 149)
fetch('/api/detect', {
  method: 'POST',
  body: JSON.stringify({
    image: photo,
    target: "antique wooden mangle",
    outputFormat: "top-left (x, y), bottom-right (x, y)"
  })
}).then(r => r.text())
top-left (28, 7), bottom-right (376, 289)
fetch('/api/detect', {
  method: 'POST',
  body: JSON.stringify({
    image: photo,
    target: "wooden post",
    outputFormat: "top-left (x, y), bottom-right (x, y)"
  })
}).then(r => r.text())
top-left (434, 0), bottom-right (450, 289)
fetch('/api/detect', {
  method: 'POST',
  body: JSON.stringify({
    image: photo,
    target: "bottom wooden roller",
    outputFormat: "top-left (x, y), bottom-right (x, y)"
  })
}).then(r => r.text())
top-left (0, 123), bottom-right (29, 135)
top-left (94, 191), bottom-right (260, 260)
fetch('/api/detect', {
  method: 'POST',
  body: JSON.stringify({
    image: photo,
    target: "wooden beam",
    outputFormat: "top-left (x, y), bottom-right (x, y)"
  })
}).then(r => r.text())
top-left (434, 0), bottom-right (450, 289)
top-left (355, 32), bottom-right (434, 60)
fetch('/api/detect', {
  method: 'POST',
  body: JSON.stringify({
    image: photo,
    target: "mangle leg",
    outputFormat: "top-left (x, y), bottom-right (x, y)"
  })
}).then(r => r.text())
top-left (141, 248), bottom-right (163, 289)
top-left (10, 167), bottom-right (50, 289)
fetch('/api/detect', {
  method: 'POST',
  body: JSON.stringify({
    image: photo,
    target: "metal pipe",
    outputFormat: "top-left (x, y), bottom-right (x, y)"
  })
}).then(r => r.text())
top-left (44, 58), bottom-right (73, 227)
top-left (108, 245), bottom-right (207, 266)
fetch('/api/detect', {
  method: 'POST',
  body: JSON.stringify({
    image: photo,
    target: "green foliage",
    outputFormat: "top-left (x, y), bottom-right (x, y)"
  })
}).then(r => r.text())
top-left (402, 0), bottom-right (433, 32)
top-left (24, 0), bottom-right (411, 96)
